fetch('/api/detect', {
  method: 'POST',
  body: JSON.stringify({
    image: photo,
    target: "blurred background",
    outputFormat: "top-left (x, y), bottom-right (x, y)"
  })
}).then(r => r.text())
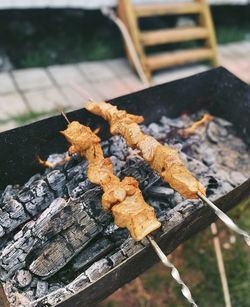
top-left (0, 1), bottom-right (249, 306)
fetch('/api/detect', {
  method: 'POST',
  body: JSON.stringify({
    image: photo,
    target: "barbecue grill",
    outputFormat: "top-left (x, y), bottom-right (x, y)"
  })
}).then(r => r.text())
top-left (0, 67), bottom-right (249, 307)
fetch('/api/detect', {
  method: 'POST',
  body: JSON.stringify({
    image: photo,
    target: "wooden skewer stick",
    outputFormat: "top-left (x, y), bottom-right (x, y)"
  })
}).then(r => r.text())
top-left (210, 223), bottom-right (232, 307)
top-left (61, 111), bottom-right (70, 124)
top-left (68, 81), bottom-right (94, 102)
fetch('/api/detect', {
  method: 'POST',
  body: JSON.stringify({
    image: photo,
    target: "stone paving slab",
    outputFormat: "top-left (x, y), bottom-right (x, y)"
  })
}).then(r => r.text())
top-left (47, 64), bottom-right (86, 86)
top-left (0, 72), bottom-right (16, 95)
top-left (61, 84), bottom-right (103, 109)
top-left (0, 40), bottom-right (250, 133)
top-left (121, 75), bottom-right (146, 92)
top-left (12, 68), bottom-right (53, 91)
top-left (78, 61), bottom-right (117, 82)
top-left (0, 120), bottom-right (18, 133)
top-left (24, 87), bottom-right (68, 113)
top-left (93, 78), bottom-right (134, 100)
top-left (105, 59), bottom-right (134, 77)
top-left (0, 92), bottom-right (28, 120)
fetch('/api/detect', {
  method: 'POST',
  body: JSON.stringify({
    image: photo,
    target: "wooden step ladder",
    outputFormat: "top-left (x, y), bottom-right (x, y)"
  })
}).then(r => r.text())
top-left (118, 0), bottom-right (219, 81)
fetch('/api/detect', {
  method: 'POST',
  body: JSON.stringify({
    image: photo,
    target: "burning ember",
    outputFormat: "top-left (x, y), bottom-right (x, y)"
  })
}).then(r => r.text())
top-left (181, 113), bottom-right (214, 137)
top-left (0, 107), bottom-right (249, 306)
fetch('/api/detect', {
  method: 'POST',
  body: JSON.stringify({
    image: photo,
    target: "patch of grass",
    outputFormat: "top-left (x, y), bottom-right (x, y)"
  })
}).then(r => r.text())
top-left (100, 202), bottom-right (250, 307)
top-left (216, 26), bottom-right (249, 44)
top-left (0, 109), bottom-right (58, 126)
top-left (0, 9), bottom-right (124, 69)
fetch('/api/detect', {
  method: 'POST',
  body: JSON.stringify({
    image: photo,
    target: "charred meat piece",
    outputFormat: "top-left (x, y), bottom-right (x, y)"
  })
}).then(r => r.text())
top-left (61, 121), bottom-right (160, 241)
top-left (85, 102), bottom-right (206, 199)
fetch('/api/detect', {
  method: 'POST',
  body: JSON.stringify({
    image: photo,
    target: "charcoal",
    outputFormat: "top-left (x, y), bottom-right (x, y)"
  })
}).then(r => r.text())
top-left (171, 143), bottom-right (183, 152)
top-left (161, 211), bottom-right (183, 233)
top-left (85, 259), bottom-right (110, 282)
top-left (171, 193), bottom-right (184, 207)
top-left (160, 115), bottom-right (187, 128)
top-left (0, 227), bottom-right (35, 281)
top-left (18, 188), bottom-right (34, 203)
top-left (24, 289), bottom-right (35, 302)
top-left (202, 147), bottom-right (217, 166)
top-left (18, 179), bottom-right (55, 217)
top-left (0, 198), bottom-right (97, 280)
top-left (147, 186), bottom-right (174, 199)
top-left (66, 161), bottom-right (87, 180)
top-left (35, 281), bottom-right (48, 298)
top-left (33, 180), bottom-right (49, 198)
top-left (110, 155), bottom-right (126, 175)
top-left (46, 153), bottom-right (67, 168)
top-left (207, 122), bottom-right (220, 143)
top-left (33, 198), bottom-right (74, 240)
top-left (30, 277), bottom-right (39, 289)
top-left (72, 238), bottom-right (114, 271)
top-left (122, 159), bottom-right (160, 191)
top-left (109, 136), bottom-right (128, 160)
top-left (66, 175), bottom-right (90, 197)
top-left (0, 225), bottom-right (5, 237)
top-left (147, 122), bottom-right (167, 139)
top-left (101, 140), bottom-right (110, 157)
top-left (14, 270), bottom-right (32, 288)
top-left (120, 238), bottom-right (143, 257)
top-left (46, 170), bottom-right (66, 197)
top-left (28, 209), bottom-right (101, 278)
top-left (106, 227), bottom-right (129, 244)
top-left (66, 273), bottom-right (90, 293)
top-left (214, 169), bottom-right (231, 183)
top-left (230, 171), bottom-right (247, 186)
top-left (24, 174), bottom-right (42, 189)
top-left (70, 179), bottom-right (95, 198)
top-left (177, 200), bottom-right (200, 218)
top-left (148, 198), bottom-right (172, 216)
top-left (0, 199), bottom-right (30, 237)
top-left (82, 187), bottom-right (112, 226)
top-left (215, 117), bottom-right (233, 127)
top-left (25, 193), bottom-right (54, 216)
top-left (108, 250), bottom-right (126, 267)
top-left (218, 181), bottom-right (234, 195)
top-left (37, 288), bottom-right (71, 306)
top-left (0, 185), bottom-right (19, 204)
top-left (48, 283), bottom-right (63, 293)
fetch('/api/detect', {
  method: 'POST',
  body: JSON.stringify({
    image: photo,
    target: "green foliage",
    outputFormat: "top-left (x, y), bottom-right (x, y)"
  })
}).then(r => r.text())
top-left (0, 7), bottom-right (249, 69)
top-left (0, 109), bottom-right (58, 126)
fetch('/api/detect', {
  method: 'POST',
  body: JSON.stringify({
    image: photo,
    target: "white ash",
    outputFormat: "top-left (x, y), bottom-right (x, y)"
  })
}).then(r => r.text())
top-left (14, 270), bottom-right (32, 288)
top-left (35, 281), bottom-right (48, 299)
top-left (0, 111), bottom-right (249, 306)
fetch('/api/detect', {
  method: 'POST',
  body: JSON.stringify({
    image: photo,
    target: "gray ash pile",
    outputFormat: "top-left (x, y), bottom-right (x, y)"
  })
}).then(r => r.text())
top-left (0, 111), bottom-right (249, 306)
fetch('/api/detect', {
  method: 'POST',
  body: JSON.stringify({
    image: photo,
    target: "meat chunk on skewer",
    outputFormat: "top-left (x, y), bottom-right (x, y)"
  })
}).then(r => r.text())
top-left (61, 121), bottom-right (160, 241)
top-left (85, 102), bottom-right (206, 199)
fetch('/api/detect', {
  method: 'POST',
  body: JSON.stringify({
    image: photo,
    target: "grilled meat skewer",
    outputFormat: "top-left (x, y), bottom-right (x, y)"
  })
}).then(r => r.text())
top-left (61, 121), bottom-right (161, 241)
top-left (85, 102), bottom-right (250, 246)
top-left (85, 101), bottom-right (206, 199)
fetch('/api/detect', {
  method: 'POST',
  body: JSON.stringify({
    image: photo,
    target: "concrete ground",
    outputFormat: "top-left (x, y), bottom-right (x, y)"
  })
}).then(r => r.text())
top-left (0, 40), bottom-right (250, 132)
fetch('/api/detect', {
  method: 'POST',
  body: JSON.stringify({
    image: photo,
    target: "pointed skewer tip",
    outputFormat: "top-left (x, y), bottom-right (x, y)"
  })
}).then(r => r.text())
top-left (61, 111), bottom-right (70, 124)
